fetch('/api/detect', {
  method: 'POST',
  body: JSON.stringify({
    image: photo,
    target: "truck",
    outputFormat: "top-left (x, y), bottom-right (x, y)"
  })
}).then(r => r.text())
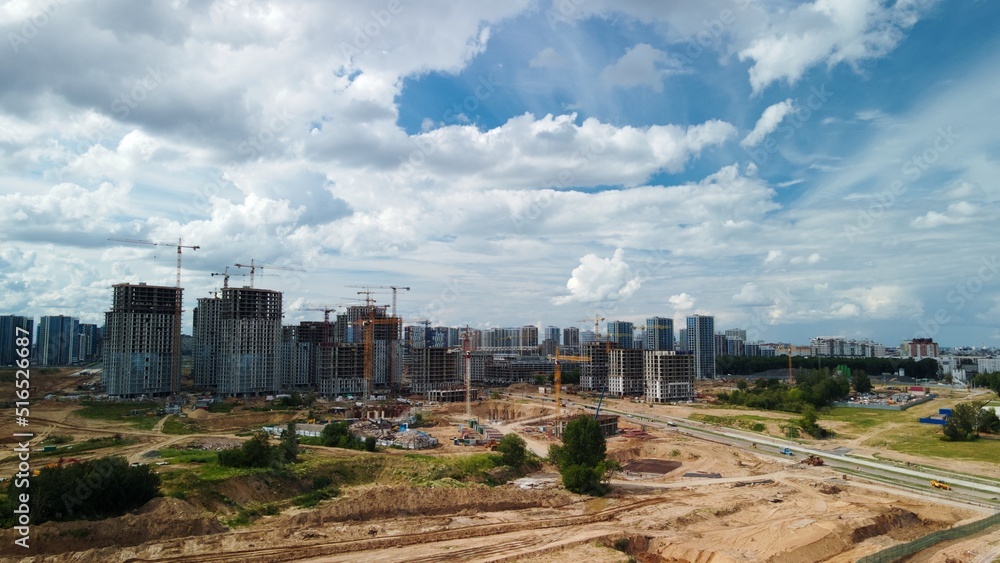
top-left (931, 480), bottom-right (951, 491)
top-left (779, 447), bottom-right (793, 456)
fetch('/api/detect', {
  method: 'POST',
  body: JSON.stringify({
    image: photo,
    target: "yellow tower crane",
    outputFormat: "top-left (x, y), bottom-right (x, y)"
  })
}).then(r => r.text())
top-left (550, 347), bottom-right (590, 417)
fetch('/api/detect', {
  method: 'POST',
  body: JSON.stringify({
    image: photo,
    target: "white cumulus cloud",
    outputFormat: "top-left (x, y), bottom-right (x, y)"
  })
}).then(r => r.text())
top-left (553, 248), bottom-right (641, 304)
top-left (668, 292), bottom-right (695, 310)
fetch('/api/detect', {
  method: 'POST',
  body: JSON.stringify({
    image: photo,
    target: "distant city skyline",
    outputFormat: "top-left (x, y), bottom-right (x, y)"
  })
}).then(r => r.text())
top-left (1, 3), bottom-right (998, 348)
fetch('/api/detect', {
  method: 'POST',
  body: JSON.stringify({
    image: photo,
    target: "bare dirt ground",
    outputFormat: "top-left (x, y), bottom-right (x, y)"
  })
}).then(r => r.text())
top-left (0, 377), bottom-right (996, 562)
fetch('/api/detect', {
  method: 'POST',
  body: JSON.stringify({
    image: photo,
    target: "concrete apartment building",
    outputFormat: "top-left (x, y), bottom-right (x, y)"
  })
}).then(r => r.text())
top-left (810, 337), bottom-right (886, 358)
top-left (0, 315), bottom-right (33, 366)
top-left (608, 348), bottom-right (644, 396)
top-left (580, 341), bottom-right (616, 391)
top-left (37, 315), bottom-right (80, 366)
top-left (645, 350), bottom-right (696, 402)
top-left (406, 346), bottom-right (460, 394)
top-left (209, 287), bottom-right (283, 396)
top-left (900, 338), bottom-right (939, 359)
top-left (645, 317), bottom-right (673, 351)
top-left (607, 321), bottom-right (634, 349)
top-left (103, 283), bottom-right (180, 397)
top-left (686, 315), bottom-right (716, 379)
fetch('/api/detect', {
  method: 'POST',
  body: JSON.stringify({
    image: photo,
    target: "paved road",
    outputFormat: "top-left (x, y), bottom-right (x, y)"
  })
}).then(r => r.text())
top-left (505, 393), bottom-right (1000, 511)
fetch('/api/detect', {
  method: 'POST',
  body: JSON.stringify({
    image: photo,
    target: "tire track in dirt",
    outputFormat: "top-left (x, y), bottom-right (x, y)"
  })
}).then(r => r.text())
top-left (121, 497), bottom-right (669, 563)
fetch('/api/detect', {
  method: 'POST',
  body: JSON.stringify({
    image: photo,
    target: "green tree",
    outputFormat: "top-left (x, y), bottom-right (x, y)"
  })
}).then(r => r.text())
top-left (851, 370), bottom-right (872, 394)
top-left (281, 422), bottom-right (299, 463)
top-left (560, 416), bottom-right (606, 469)
top-left (561, 367), bottom-right (581, 385)
top-left (7, 457), bottom-right (159, 524)
top-left (978, 406), bottom-right (1000, 434)
top-left (552, 416), bottom-right (609, 496)
top-left (219, 430), bottom-right (278, 467)
top-left (942, 402), bottom-right (984, 441)
top-left (974, 372), bottom-right (1000, 396)
top-left (496, 434), bottom-right (527, 468)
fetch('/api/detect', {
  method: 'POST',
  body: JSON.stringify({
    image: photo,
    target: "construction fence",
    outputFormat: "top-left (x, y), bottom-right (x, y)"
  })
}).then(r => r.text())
top-left (856, 511), bottom-right (1000, 563)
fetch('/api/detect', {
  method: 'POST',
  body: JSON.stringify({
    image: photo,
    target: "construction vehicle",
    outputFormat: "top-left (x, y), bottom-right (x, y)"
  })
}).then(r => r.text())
top-left (779, 447), bottom-right (793, 456)
top-left (801, 455), bottom-right (824, 466)
top-left (931, 480), bottom-right (951, 490)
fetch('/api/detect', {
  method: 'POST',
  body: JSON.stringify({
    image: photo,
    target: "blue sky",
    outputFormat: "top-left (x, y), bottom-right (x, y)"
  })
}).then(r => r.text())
top-left (0, 0), bottom-right (998, 348)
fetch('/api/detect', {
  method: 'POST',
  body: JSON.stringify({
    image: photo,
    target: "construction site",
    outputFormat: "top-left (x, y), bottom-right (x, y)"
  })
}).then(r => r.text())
top-left (2, 365), bottom-right (999, 562)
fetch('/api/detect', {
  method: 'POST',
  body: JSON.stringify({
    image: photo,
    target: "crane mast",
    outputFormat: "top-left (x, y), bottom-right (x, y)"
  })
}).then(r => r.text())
top-left (108, 237), bottom-right (199, 396)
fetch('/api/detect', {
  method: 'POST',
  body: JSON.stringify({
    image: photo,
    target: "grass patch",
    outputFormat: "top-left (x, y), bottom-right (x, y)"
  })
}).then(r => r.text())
top-left (291, 487), bottom-right (339, 508)
top-left (823, 406), bottom-right (1000, 464)
top-left (225, 502), bottom-right (281, 527)
top-left (76, 400), bottom-right (163, 429)
top-left (0, 367), bottom-right (63, 382)
top-left (76, 400), bottom-right (161, 420)
top-left (41, 434), bottom-right (73, 445)
top-left (208, 402), bottom-right (236, 414)
top-left (36, 435), bottom-right (137, 457)
top-left (161, 415), bottom-right (203, 435)
top-left (689, 412), bottom-right (788, 433)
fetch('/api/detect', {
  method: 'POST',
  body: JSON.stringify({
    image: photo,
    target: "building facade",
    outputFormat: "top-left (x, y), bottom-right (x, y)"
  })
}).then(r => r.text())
top-left (645, 317), bottom-right (674, 351)
top-left (103, 283), bottom-right (180, 397)
top-left (644, 350), bottom-right (695, 402)
top-left (608, 348), bottom-right (644, 396)
top-left (606, 321), bottom-right (634, 349)
top-left (38, 315), bottom-right (80, 366)
top-left (216, 287), bottom-right (283, 396)
top-left (0, 315), bottom-right (33, 366)
top-left (686, 315), bottom-right (715, 379)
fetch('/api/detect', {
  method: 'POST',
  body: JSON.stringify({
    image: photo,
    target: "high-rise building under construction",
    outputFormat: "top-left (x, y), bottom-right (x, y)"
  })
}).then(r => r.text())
top-left (193, 287), bottom-right (282, 396)
top-left (103, 283), bottom-right (180, 397)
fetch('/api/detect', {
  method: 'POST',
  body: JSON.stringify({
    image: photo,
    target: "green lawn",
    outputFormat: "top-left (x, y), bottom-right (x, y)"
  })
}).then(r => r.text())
top-left (822, 405), bottom-right (999, 464)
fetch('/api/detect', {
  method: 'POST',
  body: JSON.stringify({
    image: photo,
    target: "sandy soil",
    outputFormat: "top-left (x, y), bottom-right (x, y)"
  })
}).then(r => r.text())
top-left (0, 378), bottom-right (997, 562)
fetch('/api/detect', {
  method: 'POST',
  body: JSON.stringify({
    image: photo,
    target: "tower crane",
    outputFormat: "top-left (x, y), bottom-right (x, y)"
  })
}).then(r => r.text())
top-left (234, 258), bottom-right (305, 287)
top-left (549, 347), bottom-right (590, 417)
top-left (210, 266), bottom-right (247, 289)
top-left (461, 325), bottom-right (475, 419)
top-left (299, 306), bottom-right (339, 345)
top-left (577, 314), bottom-right (606, 339)
top-left (108, 237), bottom-right (200, 395)
top-left (352, 309), bottom-right (401, 400)
top-left (345, 285), bottom-right (410, 317)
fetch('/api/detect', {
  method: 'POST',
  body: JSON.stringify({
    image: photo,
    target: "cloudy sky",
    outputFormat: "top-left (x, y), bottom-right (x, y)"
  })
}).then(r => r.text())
top-left (1, 0), bottom-right (998, 347)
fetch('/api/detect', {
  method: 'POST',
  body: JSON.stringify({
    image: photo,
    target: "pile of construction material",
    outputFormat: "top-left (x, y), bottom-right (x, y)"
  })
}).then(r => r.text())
top-left (393, 430), bottom-right (438, 450)
top-left (350, 420), bottom-right (393, 440)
